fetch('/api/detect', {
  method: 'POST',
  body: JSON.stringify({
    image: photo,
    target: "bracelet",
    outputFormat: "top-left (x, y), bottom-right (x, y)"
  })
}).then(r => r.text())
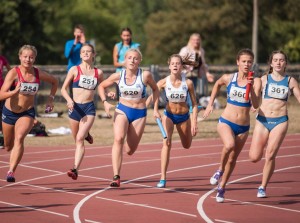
top-left (49, 95), bottom-right (55, 99)
top-left (102, 99), bottom-right (107, 103)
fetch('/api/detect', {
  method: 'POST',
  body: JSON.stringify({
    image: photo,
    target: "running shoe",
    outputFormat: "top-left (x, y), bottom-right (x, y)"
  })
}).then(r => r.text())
top-left (6, 171), bottom-right (15, 182)
top-left (110, 175), bottom-right (120, 187)
top-left (210, 170), bottom-right (223, 185)
top-left (216, 187), bottom-right (225, 203)
top-left (67, 168), bottom-right (78, 180)
top-left (257, 186), bottom-right (267, 198)
top-left (157, 179), bottom-right (166, 188)
top-left (85, 132), bottom-right (93, 144)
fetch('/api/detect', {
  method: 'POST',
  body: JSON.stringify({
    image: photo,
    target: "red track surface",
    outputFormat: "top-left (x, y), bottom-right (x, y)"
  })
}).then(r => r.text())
top-left (0, 134), bottom-right (299, 223)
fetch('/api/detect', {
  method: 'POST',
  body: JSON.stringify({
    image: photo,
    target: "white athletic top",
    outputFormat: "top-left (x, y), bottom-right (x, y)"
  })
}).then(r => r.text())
top-left (165, 74), bottom-right (188, 103)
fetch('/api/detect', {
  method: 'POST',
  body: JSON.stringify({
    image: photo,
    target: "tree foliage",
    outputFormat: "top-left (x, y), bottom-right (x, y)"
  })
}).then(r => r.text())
top-left (0, 0), bottom-right (299, 66)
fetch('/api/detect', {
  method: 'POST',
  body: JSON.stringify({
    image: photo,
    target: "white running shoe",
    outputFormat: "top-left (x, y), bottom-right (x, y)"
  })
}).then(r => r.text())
top-left (216, 187), bottom-right (225, 203)
top-left (210, 170), bottom-right (223, 185)
top-left (257, 186), bottom-right (267, 198)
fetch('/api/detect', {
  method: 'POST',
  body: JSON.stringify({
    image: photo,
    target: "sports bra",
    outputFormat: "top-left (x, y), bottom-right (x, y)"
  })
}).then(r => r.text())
top-left (15, 66), bottom-right (40, 95)
top-left (165, 74), bottom-right (188, 103)
top-left (227, 72), bottom-right (251, 107)
top-left (118, 68), bottom-right (146, 100)
top-left (262, 74), bottom-right (290, 101)
top-left (72, 66), bottom-right (98, 90)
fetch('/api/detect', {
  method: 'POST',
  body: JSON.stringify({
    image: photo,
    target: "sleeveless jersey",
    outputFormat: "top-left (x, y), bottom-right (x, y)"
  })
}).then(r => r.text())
top-left (72, 66), bottom-right (99, 90)
top-left (15, 66), bottom-right (40, 95)
top-left (227, 73), bottom-right (251, 107)
top-left (165, 74), bottom-right (188, 103)
top-left (118, 68), bottom-right (146, 100)
top-left (262, 74), bottom-right (290, 101)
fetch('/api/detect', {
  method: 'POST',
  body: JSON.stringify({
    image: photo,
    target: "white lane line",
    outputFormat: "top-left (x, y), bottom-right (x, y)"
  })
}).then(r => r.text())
top-left (129, 182), bottom-right (199, 196)
top-left (73, 153), bottom-right (300, 223)
top-left (0, 201), bottom-right (69, 217)
top-left (20, 183), bottom-right (86, 196)
top-left (224, 198), bottom-right (300, 213)
top-left (95, 196), bottom-right (197, 218)
top-left (197, 165), bottom-right (300, 223)
top-left (85, 219), bottom-right (102, 223)
top-left (215, 219), bottom-right (235, 223)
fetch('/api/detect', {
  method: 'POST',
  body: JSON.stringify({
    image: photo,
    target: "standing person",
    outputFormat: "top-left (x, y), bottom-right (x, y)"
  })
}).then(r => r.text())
top-left (203, 48), bottom-right (260, 203)
top-left (249, 50), bottom-right (300, 198)
top-left (113, 27), bottom-right (140, 72)
top-left (61, 43), bottom-right (104, 180)
top-left (151, 54), bottom-right (198, 188)
top-left (112, 27), bottom-right (140, 100)
top-left (179, 33), bottom-right (214, 104)
top-left (0, 45), bottom-right (58, 182)
top-left (64, 24), bottom-right (87, 98)
top-left (0, 55), bottom-right (11, 136)
top-left (98, 48), bottom-right (160, 187)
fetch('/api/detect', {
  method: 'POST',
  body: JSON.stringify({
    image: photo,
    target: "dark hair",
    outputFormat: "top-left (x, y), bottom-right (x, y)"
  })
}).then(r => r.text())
top-left (74, 24), bottom-right (84, 32)
top-left (120, 27), bottom-right (132, 35)
top-left (264, 50), bottom-right (288, 75)
top-left (236, 48), bottom-right (254, 61)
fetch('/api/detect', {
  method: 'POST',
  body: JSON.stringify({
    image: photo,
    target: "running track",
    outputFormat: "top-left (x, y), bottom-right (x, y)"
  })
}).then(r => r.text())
top-left (0, 134), bottom-right (299, 223)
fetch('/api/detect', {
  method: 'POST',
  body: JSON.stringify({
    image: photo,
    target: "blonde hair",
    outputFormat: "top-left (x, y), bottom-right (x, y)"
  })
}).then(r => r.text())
top-left (187, 33), bottom-right (202, 52)
top-left (18, 45), bottom-right (37, 56)
top-left (125, 48), bottom-right (143, 61)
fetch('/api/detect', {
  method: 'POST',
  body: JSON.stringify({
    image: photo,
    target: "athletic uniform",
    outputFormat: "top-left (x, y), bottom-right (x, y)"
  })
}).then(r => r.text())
top-left (257, 74), bottom-right (290, 131)
top-left (2, 67), bottom-right (39, 125)
top-left (164, 74), bottom-right (190, 124)
top-left (68, 66), bottom-right (98, 121)
top-left (219, 73), bottom-right (251, 135)
top-left (116, 68), bottom-right (147, 123)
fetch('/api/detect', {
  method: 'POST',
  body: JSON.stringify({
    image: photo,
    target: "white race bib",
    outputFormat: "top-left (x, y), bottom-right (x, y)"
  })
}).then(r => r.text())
top-left (229, 86), bottom-right (247, 102)
top-left (120, 87), bottom-right (141, 99)
top-left (268, 83), bottom-right (289, 99)
top-left (20, 82), bottom-right (39, 95)
top-left (78, 75), bottom-right (97, 90)
top-left (167, 90), bottom-right (187, 103)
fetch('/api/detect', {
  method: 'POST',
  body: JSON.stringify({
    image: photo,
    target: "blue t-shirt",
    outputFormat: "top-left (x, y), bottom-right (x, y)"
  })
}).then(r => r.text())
top-left (115, 41), bottom-right (140, 72)
top-left (64, 39), bottom-right (83, 71)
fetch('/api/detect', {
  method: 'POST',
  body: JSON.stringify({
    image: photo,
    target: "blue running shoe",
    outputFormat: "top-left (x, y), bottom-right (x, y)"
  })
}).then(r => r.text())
top-left (216, 187), bottom-right (225, 203)
top-left (6, 171), bottom-right (15, 183)
top-left (257, 186), bottom-right (267, 198)
top-left (157, 180), bottom-right (166, 188)
top-left (210, 170), bottom-right (223, 185)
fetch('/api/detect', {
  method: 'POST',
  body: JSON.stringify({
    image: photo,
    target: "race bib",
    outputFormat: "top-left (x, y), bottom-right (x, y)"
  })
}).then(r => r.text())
top-left (78, 75), bottom-right (97, 90)
top-left (268, 83), bottom-right (289, 99)
top-left (120, 87), bottom-right (141, 99)
top-left (20, 82), bottom-right (39, 95)
top-left (167, 90), bottom-right (187, 103)
top-left (229, 86), bottom-right (247, 102)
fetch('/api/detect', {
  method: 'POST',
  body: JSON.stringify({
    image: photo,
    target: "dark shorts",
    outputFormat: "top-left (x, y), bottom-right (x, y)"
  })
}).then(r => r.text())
top-left (164, 109), bottom-right (190, 125)
top-left (256, 114), bottom-right (288, 132)
top-left (2, 106), bottom-right (35, 125)
top-left (219, 116), bottom-right (250, 136)
top-left (116, 103), bottom-right (147, 124)
top-left (68, 101), bottom-right (96, 122)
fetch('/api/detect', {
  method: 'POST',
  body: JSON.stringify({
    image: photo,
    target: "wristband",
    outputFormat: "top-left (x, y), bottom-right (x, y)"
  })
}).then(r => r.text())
top-left (102, 99), bottom-right (107, 103)
top-left (49, 95), bottom-right (55, 99)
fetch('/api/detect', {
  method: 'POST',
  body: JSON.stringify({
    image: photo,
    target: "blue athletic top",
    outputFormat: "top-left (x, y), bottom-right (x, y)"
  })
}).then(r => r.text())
top-left (115, 41), bottom-right (140, 72)
top-left (262, 74), bottom-right (290, 101)
top-left (64, 40), bottom-right (83, 71)
top-left (72, 66), bottom-right (99, 90)
top-left (118, 68), bottom-right (146, 100)
top-left (227, 73), bottom-right (251, 107)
